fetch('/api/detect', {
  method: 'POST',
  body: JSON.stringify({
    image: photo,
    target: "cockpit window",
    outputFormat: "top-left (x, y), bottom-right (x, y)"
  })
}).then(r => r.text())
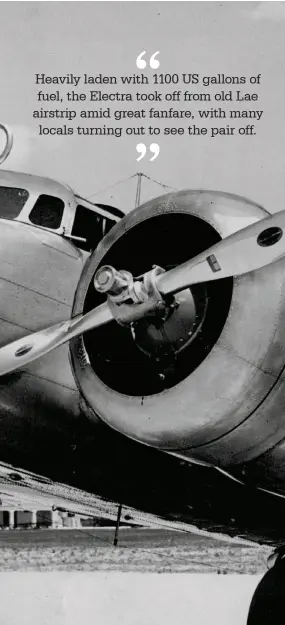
top-left (104, 217), bottom-right (116, 235)
top-left (0, 186), bottom-right (29, 219)
top-left (29, 194), bottom-right (64, 230)
top-left (71, 205), bottom-right (106, 252)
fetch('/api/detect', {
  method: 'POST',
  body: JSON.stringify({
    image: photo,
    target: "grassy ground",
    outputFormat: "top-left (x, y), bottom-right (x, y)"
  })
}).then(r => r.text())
top-left (0, 528), bottom-right (272, 573)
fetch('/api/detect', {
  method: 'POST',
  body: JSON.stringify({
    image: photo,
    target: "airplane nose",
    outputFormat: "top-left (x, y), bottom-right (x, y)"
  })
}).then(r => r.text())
top-left (70, 190), bottom-right (285, 467)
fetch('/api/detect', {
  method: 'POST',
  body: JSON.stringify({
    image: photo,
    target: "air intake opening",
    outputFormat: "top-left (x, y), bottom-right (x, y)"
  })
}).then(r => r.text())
top-left (83, 213), bottom-right (233, 396)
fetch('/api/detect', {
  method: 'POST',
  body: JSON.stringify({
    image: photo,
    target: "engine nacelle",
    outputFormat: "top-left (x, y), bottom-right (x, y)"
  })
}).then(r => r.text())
top-left (70, 190), bottom-right (285, 467)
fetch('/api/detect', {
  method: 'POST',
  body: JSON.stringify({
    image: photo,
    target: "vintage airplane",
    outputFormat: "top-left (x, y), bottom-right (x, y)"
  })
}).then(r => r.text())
top-left (1, 122), bottom-right (285, 621)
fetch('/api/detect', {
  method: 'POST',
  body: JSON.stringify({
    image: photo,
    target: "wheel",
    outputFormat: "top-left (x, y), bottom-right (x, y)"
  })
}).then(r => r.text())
top-left (247, 559), bottom-right (285, 624)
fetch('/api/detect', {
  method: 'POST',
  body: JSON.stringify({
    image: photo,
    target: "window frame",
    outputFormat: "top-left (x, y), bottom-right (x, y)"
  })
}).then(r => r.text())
top-left (0, 176), bottom-right (122, 245)
top-left (0, 178), bottom-right (75, 237)
top-left (70, 203), bottom-right (106, 252)
top-left (28, 193), bottom-right (66, 232)
top-left (18, 190), bottom-right (72, 235)
top-left (64, 197), bottom-right (120, 251)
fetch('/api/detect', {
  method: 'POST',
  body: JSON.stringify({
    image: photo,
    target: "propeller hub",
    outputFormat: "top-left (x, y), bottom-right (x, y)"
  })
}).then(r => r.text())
top-left (131, 288), bottom-right (197, 361)
top-left (94, 264), bottom-right (167, 325)
top-left (74, 209), bottom-right (233, 397)
top-left (94, 265), bottom-right (132, 295)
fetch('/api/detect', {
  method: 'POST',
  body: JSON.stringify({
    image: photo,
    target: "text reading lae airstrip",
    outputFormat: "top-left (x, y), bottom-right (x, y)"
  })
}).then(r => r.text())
top-left (33, 72), bottom-right (264, 139)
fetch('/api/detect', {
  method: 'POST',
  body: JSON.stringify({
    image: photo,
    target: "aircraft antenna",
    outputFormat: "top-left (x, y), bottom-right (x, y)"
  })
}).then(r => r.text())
top-left (87, 173), bottom-right (176, 207)
top-left (135, 173), bottom-right (176, 207)
top-left (135, 172), bottom-right (142, 207)
top-left (87, 174), bottom-right (137, 199)
top-left (113, 503), bottom-right (123, 546)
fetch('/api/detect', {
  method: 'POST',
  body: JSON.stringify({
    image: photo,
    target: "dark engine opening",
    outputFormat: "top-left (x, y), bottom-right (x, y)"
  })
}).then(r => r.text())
top-left (83, 213), bottom-right (233, 396)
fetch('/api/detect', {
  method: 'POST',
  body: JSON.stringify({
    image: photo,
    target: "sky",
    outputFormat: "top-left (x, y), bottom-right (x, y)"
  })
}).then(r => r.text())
top-left (0, 1), bottom-right (284, 213)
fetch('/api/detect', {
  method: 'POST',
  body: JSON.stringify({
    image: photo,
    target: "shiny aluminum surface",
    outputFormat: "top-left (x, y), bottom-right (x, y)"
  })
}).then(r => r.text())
top-left (71, 189), bottom-right (285, 466)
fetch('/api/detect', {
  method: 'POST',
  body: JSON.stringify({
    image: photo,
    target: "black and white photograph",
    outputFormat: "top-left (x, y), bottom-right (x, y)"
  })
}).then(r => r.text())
top-left (0, 1), bottom-right (285, 623)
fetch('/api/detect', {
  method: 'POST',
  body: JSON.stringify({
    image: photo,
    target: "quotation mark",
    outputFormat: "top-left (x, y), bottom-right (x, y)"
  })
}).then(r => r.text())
top-left (136, 143), bottom-right (160, 162)
top-left (136, 51), bottom-right (160, 69)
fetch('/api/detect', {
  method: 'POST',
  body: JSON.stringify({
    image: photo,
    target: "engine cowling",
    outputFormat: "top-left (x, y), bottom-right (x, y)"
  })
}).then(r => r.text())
top-left (70, 190), bottom-right (285, 467)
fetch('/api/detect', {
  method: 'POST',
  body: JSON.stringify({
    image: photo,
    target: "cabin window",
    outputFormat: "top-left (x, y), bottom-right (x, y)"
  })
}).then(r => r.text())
top-left (104, 217), bottom-right (116, 235)
top-left (29, 194), bottom-right (64, 230)
top-left (71, 204), bottom-right (106, 251)
top-left (0, 186), bottom-right (29, 219)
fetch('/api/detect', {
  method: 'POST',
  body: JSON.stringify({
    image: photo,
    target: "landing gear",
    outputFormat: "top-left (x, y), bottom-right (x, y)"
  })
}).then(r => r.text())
top-left (247, 551), bottom-right (285, 624)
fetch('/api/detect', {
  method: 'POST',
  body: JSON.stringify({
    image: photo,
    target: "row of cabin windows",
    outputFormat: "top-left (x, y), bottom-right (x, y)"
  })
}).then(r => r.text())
top-left (0, 186), bottom-right (115, 252)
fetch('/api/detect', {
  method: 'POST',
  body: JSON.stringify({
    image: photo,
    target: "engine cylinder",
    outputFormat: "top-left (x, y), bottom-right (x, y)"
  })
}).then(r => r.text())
top-left (70, 190), bottom-right (285, 466)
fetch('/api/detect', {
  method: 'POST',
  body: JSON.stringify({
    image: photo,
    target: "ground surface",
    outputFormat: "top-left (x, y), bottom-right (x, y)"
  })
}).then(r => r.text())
top-left (0, 572), bottom-right (262, 625)
top-left (0, 528), bottom-right (271, 573)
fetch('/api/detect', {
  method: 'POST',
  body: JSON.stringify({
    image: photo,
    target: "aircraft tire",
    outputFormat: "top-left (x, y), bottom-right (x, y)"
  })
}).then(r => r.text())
top-left (247, 559), bottom-right (285, 624)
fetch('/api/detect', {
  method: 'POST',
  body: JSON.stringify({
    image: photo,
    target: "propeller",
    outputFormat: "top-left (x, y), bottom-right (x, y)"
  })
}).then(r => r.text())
top-left (0, 209), bottom-right (285, 376)
top-left (0, 302), bottom-right (112, 376)
top-left (156, 211), bottom-right (285, 295)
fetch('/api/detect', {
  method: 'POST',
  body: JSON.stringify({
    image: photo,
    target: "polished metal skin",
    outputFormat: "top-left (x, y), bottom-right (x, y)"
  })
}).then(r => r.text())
top-left (4, 198), bottom-right (285, 377)
top-left (0, 300), bottom-right (112, 376)
top-left (71, 189), bottom-right (285, 468)
top-left (0, 217), bottom-right (84, 426)
top-left (0, 169), bottom-right (122, 236)
top-left (156, 211), bottom-right (285, 293)
top-left (4, 180), bottom-right (285, 553)
top-left (0, 165), bottom-right (123, 462)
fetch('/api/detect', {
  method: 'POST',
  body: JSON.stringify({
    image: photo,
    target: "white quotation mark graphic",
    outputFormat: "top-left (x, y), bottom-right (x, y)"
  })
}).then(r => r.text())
top-left (149, 143), bottom-right (160, 161)
top-left (136, 143), bottom-right (146, 161)
top-left (136, 51), bottom-right (160, 69)
top-left (136, 143), bottom-right (160, 162)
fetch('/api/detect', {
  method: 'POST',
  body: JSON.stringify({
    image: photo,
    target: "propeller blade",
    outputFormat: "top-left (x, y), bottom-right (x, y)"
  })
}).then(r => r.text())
top-left (0, 301), bottom-right (112, 376)
top-left (1, 210), bottom-right (285, 376)
top-left (156, 210), bottom-right (285, 295)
